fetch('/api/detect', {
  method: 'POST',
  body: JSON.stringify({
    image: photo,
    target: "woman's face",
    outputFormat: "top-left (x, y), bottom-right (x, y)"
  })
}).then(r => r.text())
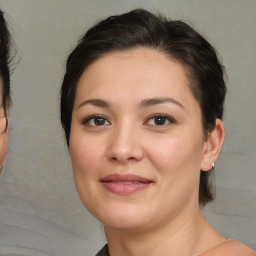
top-left (0, 79), bottom-right (9, 172)
top-left (70, 48), bottom-right (213, 231)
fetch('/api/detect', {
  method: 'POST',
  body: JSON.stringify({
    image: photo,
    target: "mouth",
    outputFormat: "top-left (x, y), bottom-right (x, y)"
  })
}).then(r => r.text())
top-left (100, 174), bottom-right (153, 196)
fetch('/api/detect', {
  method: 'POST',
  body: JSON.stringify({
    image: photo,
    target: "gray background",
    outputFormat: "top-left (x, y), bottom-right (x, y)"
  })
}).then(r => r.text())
top-left (0, 0), bottom-right (255, 255)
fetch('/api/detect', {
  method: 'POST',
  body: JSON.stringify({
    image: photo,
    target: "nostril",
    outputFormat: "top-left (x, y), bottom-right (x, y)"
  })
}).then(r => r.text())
top-left (110, 156), bottom-right (118, 161)
top-left (110, 155), bottom-right (140, 163)
top-left (127, 156), bottom-right (137, 161)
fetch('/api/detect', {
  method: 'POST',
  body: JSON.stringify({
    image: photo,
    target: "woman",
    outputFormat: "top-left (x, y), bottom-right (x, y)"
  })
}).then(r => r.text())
top-left (60, 9), bottom-right (255, 256)
top-left (0, 9), bottom-right (12, 173)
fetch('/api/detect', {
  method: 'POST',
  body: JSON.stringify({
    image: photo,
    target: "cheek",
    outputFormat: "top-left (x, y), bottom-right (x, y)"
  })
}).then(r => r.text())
top-left (69, 133), bottom-right (105, 177)
top-left (146, 132), bottom-right (203, 179)
top-left (146, 133), bottom-right (204, 209)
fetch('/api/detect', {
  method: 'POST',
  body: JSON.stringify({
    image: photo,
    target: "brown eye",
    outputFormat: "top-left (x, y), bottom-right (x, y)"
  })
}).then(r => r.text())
top-left (153, 116), bottom-right (167, 125)
top-left (146, 114), bottom-right (175, 126)
top-left (93, 117), bottom-right (106, 126)
top-left (83, 115), bottom-right (110, 127)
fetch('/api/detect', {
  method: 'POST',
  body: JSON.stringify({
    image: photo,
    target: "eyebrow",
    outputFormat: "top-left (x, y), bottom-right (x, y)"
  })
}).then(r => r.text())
top-left (77, 99), bottom-right (110, 109)
top-left (139, 97), bottom-right (185, 110)
top-left (77, 97), bottom-right (185, 111)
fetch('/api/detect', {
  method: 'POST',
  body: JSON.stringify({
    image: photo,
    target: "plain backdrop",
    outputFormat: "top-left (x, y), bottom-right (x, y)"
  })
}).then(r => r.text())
top-left (0, 0), bottom-right (255, 255)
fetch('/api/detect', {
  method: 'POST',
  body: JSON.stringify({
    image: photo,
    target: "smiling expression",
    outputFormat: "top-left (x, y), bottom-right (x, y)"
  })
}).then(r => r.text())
top-left (69, 48), bottom-right (210, 230)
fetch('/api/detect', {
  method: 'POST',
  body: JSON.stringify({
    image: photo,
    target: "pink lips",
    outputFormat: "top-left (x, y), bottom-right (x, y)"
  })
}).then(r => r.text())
top-left (100, 174), bottom-right (152, 196)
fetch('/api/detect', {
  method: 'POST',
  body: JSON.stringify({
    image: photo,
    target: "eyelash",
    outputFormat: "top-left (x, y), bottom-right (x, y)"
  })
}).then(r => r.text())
top-left (82, 115), bottom-right (111, 127)
top-left (144, 114), bottom-right (176, 126)
top-left (81, 114), bottom-right (176, 127)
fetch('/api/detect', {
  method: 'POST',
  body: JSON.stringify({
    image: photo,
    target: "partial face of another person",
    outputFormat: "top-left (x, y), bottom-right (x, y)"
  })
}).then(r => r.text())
top-left (69, 48), bottom-right (220, 231)
top-left (0, 78), bottom-right (8, 171)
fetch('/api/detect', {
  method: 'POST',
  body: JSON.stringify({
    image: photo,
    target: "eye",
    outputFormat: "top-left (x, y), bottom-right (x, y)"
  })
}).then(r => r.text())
top-left (145, 114), bottom-right (176, 126)
top-left (82, 115), bottom-right (110, 127)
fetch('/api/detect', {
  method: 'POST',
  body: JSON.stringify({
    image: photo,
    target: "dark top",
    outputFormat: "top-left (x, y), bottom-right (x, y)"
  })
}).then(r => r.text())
top-left (95, 244), bottom-right (109, 256)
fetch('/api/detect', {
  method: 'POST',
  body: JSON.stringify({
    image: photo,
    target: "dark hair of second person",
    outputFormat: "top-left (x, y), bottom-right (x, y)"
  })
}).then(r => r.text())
top-left (0, 9), bottom-right (15, 172)
top-left (0, 9), bottom-right (12, 114)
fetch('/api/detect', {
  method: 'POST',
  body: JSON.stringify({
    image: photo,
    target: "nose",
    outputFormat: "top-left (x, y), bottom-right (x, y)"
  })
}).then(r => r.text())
top-left (107, 122), bottom-right (144, 164)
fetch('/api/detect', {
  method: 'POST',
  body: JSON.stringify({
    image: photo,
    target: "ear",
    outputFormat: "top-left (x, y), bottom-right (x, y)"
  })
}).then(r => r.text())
top-left (200, 119), bottom-right (225, 171)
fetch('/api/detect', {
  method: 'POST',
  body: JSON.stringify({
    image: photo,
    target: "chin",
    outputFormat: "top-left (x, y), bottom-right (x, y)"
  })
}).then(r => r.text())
top-left (102, 216), bottom-right (150, 231)
top-left (91, 202), bottom-right (154, 231)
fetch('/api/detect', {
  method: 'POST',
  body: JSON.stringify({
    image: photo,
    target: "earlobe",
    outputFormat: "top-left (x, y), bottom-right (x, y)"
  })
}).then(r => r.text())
top-left (200, 119), bottom-right (225, 171)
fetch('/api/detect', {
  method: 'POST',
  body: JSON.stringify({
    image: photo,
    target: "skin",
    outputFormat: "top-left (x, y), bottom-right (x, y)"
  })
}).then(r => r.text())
top-left (69, 48), bottom-right (225, 256)
top-left (0, 78), bottom-right (9, 172)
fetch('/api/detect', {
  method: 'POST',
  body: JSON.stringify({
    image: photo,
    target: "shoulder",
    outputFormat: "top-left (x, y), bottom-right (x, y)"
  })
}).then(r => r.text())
top-left (201, 240), bottom-right (256, 256)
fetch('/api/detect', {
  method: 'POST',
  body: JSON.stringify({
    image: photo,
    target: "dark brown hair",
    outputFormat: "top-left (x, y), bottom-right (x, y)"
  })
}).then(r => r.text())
top-left (60, 9), bottom-right (226, 205)
top-left (0, 9), bottom-right (13, 114)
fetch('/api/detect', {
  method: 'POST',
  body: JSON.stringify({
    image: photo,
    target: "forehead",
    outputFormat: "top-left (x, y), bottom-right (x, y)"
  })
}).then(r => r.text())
top-left (75, 48), bottom-right (193, 101)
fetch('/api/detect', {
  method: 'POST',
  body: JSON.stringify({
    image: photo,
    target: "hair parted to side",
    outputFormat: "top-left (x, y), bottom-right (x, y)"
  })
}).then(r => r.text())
top-left (0, 9), bottom-right (14, 114)
top-left (60, 9), bottom-right (226, 205)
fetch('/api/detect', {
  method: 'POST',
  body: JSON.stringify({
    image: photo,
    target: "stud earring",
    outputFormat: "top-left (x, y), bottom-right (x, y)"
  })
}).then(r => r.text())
top-left (211, 162), bottom-right (215, 169)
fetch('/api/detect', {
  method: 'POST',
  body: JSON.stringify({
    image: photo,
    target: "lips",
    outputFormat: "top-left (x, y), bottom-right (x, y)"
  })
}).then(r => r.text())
top-left (100, 174), bottom-right (153, 196)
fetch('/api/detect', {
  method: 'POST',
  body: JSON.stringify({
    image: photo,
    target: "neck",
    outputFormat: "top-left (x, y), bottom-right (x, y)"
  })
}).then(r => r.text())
top-left (104, 209), bottom-right (213, 256)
